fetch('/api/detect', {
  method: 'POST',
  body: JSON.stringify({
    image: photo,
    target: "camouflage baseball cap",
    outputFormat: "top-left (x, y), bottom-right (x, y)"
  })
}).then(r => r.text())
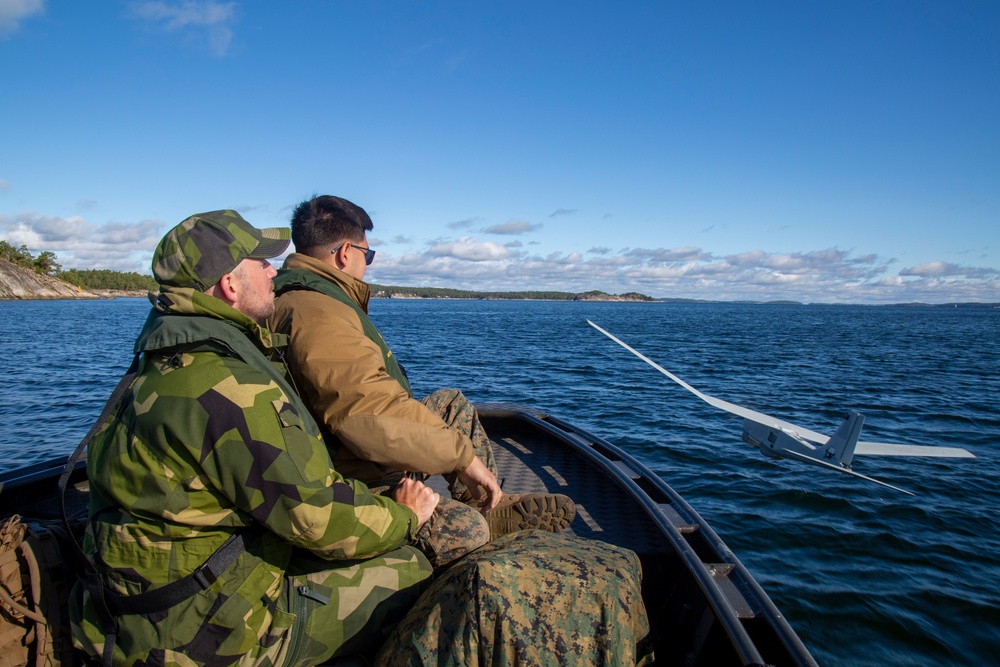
top-left (152, 210), bottom-right (291, 289)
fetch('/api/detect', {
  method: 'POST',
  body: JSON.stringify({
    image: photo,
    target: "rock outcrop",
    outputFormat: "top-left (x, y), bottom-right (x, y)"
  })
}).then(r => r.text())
top-left (572, 290), bottom-right (654, 302)
top-left (0, 258), bottom-right (99, 300)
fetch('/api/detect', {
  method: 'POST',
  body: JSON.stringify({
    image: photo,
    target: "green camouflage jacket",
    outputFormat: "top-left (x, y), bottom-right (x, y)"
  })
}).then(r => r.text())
top-left (72, 288), bottom-right (420, 666)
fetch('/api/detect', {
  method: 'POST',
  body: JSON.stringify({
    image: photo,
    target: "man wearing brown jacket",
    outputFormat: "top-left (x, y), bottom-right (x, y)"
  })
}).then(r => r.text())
top-left (269, 196), bottom-right (575, 561)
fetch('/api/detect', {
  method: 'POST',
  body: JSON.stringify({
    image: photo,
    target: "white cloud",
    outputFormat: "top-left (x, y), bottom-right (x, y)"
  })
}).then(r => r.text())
top-left (365, 242), bottom-right (999, 304)
top-left (0, 211), bottom-right (164, 273)
top-left (0, 179), bottom-right (11, 192)
top-left (129, 0), bottom-right (238, 56)
top-left (483, 220), bottom-right (542, 235)
top-left (627, 247), bottom-right (711, 263)
top-left (900, 261), bottom-right (999, 279)
top-left (2, 207), bottom-right (996, 303)
top-left (426, 236), bottom-right (512, 261)
top-left (0, 0), bottom-right (43, 37)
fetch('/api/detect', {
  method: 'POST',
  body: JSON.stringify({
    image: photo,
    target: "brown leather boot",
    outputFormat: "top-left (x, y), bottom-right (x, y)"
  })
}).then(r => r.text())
top-left (485, 493), bottom-right (576, 538)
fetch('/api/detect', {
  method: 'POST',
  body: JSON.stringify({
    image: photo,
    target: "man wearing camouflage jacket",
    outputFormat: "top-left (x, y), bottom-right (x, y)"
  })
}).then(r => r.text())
top-left (71, 211), bottom-right (438, 667)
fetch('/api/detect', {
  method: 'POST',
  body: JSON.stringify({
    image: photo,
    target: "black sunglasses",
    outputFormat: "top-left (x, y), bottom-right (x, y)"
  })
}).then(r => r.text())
top-left (339, 243), bottom-right (376, 265)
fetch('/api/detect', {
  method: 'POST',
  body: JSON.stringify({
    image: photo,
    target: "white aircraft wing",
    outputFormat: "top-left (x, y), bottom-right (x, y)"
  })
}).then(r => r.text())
top-left (586, 320), bottom-right (828, 442)
top-left (778, 448), bottom-right (916, 495)
top-left (587, 320), bottom-right (975, 460)
top-left (854, 441), bottom-right (975, 458)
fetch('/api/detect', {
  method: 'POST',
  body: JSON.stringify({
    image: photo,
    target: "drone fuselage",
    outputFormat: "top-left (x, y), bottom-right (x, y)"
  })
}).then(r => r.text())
top-left (742, 411), bottom-right (865, 469)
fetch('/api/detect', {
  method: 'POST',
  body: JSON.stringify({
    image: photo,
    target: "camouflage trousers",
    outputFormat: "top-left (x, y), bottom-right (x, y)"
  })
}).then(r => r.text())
top-left (419, 388), bottom-right (499, 500)
top-left (412, 497), bottom-right (490, 569)
top-left (272, 545), bottom-right (434, 666)
top-left (373, 530), bottom-right (654, 666)
top-left (407, 389), bottom-right (496, 568)
top-left (372, 391), bottom-right (496, 570)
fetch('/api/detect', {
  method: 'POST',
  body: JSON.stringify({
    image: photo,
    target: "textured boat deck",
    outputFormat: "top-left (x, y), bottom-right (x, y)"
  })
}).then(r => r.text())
top-left (484, 425), bottom-right (667, 555)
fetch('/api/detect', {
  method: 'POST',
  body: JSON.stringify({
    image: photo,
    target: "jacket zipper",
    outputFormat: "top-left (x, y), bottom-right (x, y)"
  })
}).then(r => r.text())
top-left (282, 583), bottom-right (331, 667)
top-left (281, 582), bottom-right (309, 667)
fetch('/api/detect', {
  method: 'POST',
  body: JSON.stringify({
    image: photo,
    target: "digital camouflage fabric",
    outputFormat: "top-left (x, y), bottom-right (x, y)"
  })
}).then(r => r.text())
top-left (410, 498), bottom-right (489, 569)
top-left (71, 287), bottom-right (433, 667)
top-left (418, 389), bottom-right (498, 501)
top-left (374, 530), bottom-right (654, 667)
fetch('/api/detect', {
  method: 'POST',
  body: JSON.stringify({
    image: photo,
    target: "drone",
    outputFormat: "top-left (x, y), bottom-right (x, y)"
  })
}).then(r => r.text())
top-left (588, 320), bottom-right (975, 495)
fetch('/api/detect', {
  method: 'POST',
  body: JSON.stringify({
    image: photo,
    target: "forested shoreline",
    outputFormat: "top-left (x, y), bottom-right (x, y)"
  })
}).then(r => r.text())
top-left (1, 244), bottom-right (995, 307)
top-left (0, 241), bottom-right (157, 291)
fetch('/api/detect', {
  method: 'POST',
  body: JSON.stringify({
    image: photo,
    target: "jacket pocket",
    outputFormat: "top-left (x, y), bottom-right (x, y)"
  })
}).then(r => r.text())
top-left (272, 399), bottom-right (305, 429)
top-left (185, 560), bottom-right (285, 659)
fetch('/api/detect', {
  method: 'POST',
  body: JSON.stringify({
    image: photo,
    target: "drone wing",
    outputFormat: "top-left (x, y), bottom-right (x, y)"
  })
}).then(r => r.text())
top-left (777, 448), bottom-right (916, 495)
top-left (854, 441), bottom-right (975, 458)
top-left (586, 320), bottom-right (976, 462)
top-left (586, 319), bottom-right (826, 441)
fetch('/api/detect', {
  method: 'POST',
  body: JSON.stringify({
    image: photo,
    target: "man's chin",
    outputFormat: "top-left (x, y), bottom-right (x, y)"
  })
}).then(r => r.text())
top-left (242, 304), bottom-right (275, 326)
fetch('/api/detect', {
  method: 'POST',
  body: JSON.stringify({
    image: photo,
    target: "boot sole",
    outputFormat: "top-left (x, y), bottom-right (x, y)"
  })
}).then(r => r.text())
top-left (488, 494), bottom-right (576, 537)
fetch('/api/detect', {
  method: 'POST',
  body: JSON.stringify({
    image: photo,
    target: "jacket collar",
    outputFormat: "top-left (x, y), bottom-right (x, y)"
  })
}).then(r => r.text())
top-left (281, 253), bottom-right (371, 312)
top-left (136, 286), bottom-right (285, 355)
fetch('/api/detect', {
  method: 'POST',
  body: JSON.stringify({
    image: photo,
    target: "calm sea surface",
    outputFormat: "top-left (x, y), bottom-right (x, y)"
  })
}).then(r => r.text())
top-left (1, 298), bottom-right (998, 666)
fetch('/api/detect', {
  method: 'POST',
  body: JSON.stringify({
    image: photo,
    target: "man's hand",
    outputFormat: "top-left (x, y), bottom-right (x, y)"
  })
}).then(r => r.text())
top-left (457, 457), bottom-right (502, 512)
top-left (392, 477), bottom-right (440, 528)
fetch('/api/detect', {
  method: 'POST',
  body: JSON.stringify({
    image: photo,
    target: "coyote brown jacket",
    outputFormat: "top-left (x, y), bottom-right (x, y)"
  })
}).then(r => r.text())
top-left (270, 253), bottom-right (476, 487)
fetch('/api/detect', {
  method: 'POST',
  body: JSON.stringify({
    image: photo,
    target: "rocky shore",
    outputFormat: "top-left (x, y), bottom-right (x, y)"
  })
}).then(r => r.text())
top-left (2, 259), bottom-right (654, 303)
top-left (0, 258), bottom-right (100, 300)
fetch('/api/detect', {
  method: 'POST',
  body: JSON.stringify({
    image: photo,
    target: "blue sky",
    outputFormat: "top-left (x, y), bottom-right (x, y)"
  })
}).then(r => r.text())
top-left (1, 1), bottom-right (997, 303)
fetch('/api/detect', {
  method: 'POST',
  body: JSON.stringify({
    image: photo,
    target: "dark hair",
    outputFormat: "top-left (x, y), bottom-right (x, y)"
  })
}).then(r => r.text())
top-left (290, 195), bottom-right (374, 256)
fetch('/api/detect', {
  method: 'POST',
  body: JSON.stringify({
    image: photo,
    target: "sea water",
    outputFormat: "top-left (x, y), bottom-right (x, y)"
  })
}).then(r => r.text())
top-left (1, 297), bottom-right (998, 666)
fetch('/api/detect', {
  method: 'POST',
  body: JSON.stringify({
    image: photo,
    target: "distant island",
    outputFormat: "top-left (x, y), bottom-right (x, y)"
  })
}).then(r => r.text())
top-left (369, 285), bottom-right (655, 302)
top-left (0, 247), bottom-right (655, 302)
top-left (0, 243), bottom-right (996, 308)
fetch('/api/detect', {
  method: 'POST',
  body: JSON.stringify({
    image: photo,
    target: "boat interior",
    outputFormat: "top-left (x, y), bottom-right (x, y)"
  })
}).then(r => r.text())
top-left (0, 404), bottom-right (817, 666)
top-left (475, 404), bottom-right (816, 667)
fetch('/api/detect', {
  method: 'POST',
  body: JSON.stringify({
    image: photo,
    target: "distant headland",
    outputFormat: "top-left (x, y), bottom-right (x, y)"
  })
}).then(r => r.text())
top-left (0, 242), bottom-right (154, 300)
top-left (0, 245), bottom-right (995, 308)
top-left (369, 286), bottom-right (655, 302)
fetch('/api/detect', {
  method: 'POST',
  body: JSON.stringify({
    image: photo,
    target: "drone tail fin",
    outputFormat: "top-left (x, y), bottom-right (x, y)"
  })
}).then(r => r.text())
top-left (825, 410), bottom-right (864, 468)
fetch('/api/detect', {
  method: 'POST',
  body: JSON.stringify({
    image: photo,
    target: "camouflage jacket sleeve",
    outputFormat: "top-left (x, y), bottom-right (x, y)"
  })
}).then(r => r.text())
top-left (98, 348), bottom-right (418, 561)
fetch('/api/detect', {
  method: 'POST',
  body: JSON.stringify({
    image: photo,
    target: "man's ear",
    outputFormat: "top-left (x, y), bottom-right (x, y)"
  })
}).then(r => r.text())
top-left (331, 242), bottom-right (351, 269)
top-left (210, 272), bottom-right (240, 306)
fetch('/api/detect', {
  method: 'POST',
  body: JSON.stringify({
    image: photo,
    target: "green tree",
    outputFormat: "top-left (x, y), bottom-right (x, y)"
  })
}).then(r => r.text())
top-left (33, 251), bottom-right (62, 276)
top-left (0, 240), bottom-right (35, 268)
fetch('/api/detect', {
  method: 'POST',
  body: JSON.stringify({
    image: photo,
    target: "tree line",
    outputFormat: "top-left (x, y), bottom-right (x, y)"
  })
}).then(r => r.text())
top-left (0, 240), bottom-right (62, 275)
top-left (1, 243), bottom-right (653, 298)
top-left (0, 241), bottom-right (157, 290)
top-left (370, 285), bottom-right (654, 301)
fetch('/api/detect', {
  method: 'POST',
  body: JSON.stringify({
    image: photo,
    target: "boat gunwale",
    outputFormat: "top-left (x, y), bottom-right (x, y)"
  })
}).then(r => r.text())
top-left (478, 403), bottom-right (818, 667)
